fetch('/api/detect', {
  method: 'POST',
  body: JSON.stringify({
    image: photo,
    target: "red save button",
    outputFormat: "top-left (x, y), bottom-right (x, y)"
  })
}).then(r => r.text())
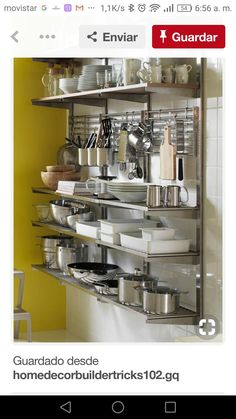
top-left (152, 25), bottom-right (225, 48)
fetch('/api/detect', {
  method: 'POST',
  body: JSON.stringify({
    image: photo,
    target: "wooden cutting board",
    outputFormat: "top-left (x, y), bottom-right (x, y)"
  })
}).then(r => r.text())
top-left (160, 125), bottom-right (176, 180)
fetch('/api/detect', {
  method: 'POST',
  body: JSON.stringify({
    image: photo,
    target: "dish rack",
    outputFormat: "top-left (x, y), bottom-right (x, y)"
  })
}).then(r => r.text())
top-left (31, 58), bottom-right (203, 326)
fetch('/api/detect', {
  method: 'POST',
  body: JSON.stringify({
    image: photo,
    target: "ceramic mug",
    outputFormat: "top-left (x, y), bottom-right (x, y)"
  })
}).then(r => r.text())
top-left (137, 63), bottom-right (162, 83)
top-left (122, 59), bottom-right (141, 85)
top-left (162, 66), bottom-right (175, 84)
top-left (175, 64), bottom-right (192, 84)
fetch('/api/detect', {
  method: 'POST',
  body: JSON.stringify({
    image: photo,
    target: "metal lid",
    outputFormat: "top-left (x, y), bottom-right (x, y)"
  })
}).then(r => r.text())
top-left (117, 268), bottom-right (155, 282)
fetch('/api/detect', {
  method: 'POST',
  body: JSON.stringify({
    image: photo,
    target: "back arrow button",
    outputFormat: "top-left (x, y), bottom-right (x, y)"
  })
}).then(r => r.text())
top-left (11, 31), bottom-right (19, 43)
top-left (60, 401), bottom-right (71, 414)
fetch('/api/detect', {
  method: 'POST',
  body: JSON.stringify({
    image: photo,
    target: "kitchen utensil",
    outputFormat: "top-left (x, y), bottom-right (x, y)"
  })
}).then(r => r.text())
top-left (78, 148), bottom-right (88, 166)
top-left (87, 148), bottom-right (97, 166)
top-left (50, 200), bottom-right (90, 227)
top-left (122, 59), bottom-right (141, 85)
top-left (56, 244), bottom-right (88, 274)
top-left (163, 185), bottom-right (189, 207)
top-left (84, 132), bottom-right (96, 149)
top-left (39, 235), bottom-right (73, 249)
top-left (118, 268), bottom-right (156, 306)
top-left (160, 125), bottom-right (176, 180)
top-left (33, 204), bottom-right (53, 222)
top-left (117, 130), bottom-right (128, 162)
top-left (66, 211), bottom-right (95, 230)
top-left (41, 171), bottom-right (81, 191)
top-left (143, 287), bottom-right (188, 314)
top-left (39, 235), bottom-right (73, 269)
top-left (127, 123), bottom-right (151, 152)
top-left (175, 119), bottom-right (185, 181)
top-left (102, 118), bottom-right (112, 148)
top-left (119, 232), bottom-right (190, 254)
top-left (57, 139), bottom-right (79, 166)
top-left (67, 262), bottom-right (119, 283)
top-left (128, 160), bottom-right (143, 179)
top-left (178, 158), bottom-right (184, 181)
top-left (146, 185), bottom-right (164, 207)
top-left (97, 148), bottom-right (109, 166)
top-left (94, 279), bottom-right (118, 295)
top-left (175, 64), bottom-right (192, 84)
top-left (140, 227), bottom-right (175, 241)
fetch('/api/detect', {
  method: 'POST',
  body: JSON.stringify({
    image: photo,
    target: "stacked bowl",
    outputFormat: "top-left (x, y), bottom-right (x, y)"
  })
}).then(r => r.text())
top-left (107, 182), bottom-right (148, 202)
top-left (41, 164), bottom-right (80, 190)
top-left (59, 78), bottom-right (79, 94)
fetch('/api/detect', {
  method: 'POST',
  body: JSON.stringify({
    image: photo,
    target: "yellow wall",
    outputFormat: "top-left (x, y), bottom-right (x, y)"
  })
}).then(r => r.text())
top-left (14, 59), bottom-right (67, 332)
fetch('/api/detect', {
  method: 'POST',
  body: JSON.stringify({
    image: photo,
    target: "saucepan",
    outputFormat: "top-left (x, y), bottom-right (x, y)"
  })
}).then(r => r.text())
top-left (127, 123), bottom-right (152, 152)
top-left (142, 287), bottom-right (189, 314)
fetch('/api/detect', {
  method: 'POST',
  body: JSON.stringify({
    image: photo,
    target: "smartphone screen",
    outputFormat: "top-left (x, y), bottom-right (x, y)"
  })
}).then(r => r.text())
top-left (1, 0), bottom-right (235, 415)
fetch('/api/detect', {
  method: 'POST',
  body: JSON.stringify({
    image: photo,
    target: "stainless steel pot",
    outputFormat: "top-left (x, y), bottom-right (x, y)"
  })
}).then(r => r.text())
top-left (40, 235), bottom-right (73, 249)
top-left (50, 200), bottom-right (90, 227)
top-left (118, 268), bottom-right (156, 306)
top-left (39, 235), bottom-right (73, 269)
top-left (127, 123), bottom-right (152, 152)
top-left (143, 288), bottom-right (187, 314)
top-left (56, 244), bottom-right (88, 274)
top-left (42, 248), bottom-right (58, 269)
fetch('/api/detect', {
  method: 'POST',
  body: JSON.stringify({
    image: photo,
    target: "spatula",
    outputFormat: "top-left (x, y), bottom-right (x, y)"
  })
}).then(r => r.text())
top-left (160, 125), bottom-right (176, 180)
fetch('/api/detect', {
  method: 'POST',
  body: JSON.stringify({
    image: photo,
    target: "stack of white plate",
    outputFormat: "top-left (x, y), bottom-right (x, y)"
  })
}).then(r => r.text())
top-left (107, 182), bottom-right (148, 202)
top-left (77, 65), bottom-right (112, 91)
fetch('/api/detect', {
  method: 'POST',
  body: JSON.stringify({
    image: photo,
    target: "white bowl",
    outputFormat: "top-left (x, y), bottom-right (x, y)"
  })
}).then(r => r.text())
top-left (110, 190), bottom-right (147, 202)
top-left (60, 86), bottom-right (78, 94)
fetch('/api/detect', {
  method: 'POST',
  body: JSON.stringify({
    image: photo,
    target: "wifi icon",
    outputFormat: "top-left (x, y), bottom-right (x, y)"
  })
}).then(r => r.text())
top-left (149, 4), bottom-right (161, 12)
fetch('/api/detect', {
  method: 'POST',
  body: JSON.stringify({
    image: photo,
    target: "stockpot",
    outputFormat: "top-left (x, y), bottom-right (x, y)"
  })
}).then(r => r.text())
top-left (56, 244), bottom-right (88, 274)
top-left (117, 268), bottom-right (157, 306)
top-left (143, 288), bottom-right (188, 314)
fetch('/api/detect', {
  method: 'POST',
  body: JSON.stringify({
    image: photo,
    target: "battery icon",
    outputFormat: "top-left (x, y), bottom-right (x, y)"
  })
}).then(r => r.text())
top-left (177, 4), bottom-right (192, 12)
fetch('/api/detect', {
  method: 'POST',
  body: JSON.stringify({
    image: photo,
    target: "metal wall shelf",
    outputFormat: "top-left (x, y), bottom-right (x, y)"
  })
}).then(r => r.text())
top-left (32, 187), bottom-right (199, 217)
top-left (32, 82), bottom-right (199, 109)
top-left (32, 264), bottom-right (199, 325)
top-left (32, 221), bottom-right (198, 263)
top-left (32, 220), bottom-right (96, 242)
top-left (96, 240), bottom-right (199, 264)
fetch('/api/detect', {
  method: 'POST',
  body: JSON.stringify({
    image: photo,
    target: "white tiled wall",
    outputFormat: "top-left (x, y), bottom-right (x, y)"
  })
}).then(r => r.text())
top-left (203, 58), bottom-right (222, 325)
top-left (66, 58), bottom-right (222, 341)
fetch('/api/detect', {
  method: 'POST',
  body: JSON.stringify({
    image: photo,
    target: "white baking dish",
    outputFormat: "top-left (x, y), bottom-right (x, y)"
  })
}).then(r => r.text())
top-left (119, 232), bottom-right (190, 254)
top-left (100, 232), bottom-right (121, 245)
top-left (100, 219), bottom-right (157, 234)
top-left (140, 227), bottom-right (175, 241)
top-left (76, 221), bottom-right (101, 239)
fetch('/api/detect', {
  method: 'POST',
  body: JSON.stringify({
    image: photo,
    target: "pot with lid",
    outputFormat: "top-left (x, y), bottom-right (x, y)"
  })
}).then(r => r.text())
top-left (117, 268), bottom-right (157, 306)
